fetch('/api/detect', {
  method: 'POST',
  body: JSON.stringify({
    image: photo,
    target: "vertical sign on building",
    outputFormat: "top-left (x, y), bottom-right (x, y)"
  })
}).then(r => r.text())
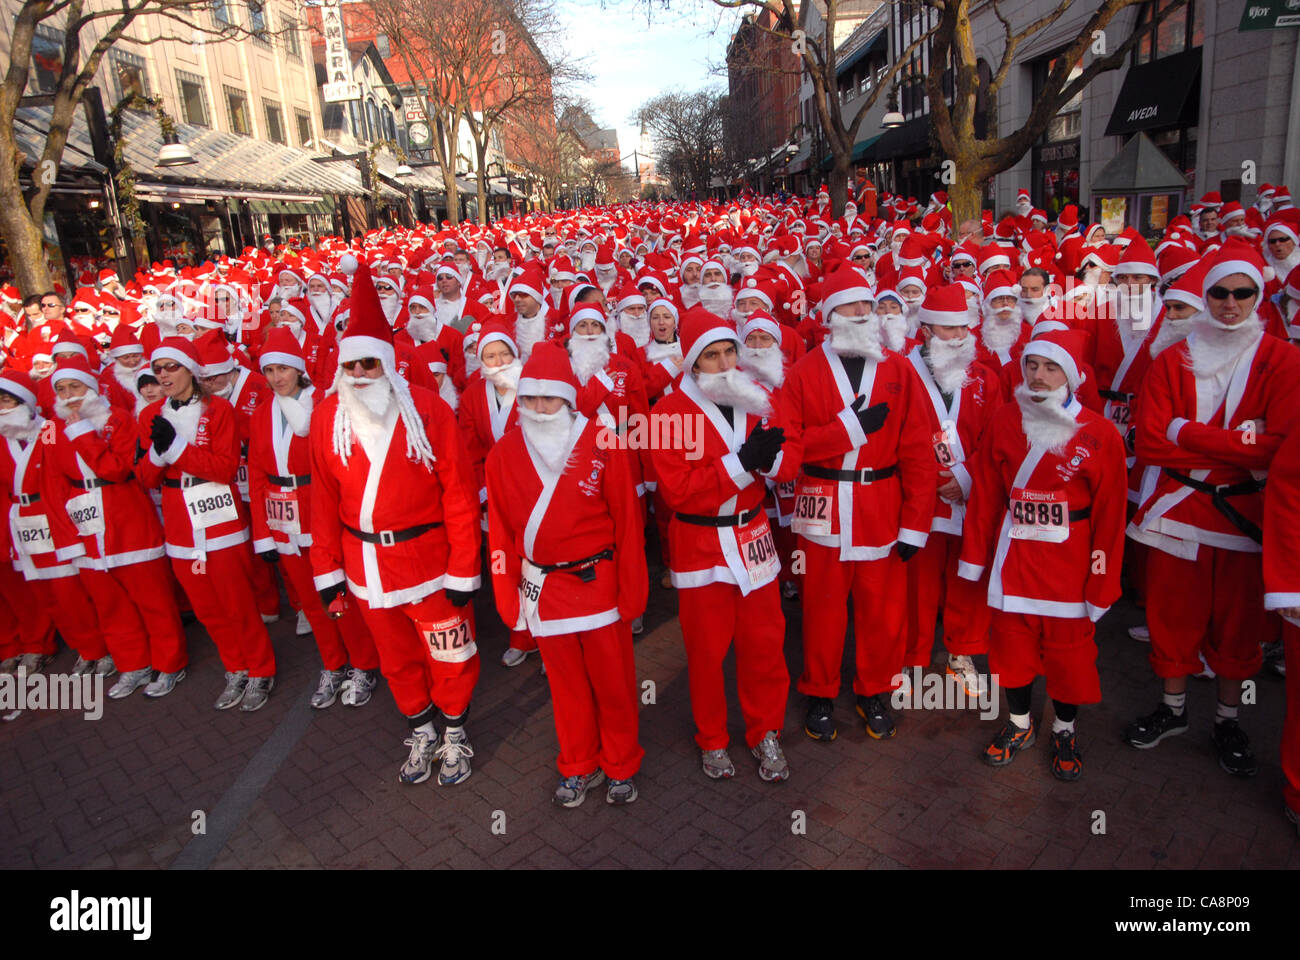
top-left (321, 0), bottom-right (361, 102)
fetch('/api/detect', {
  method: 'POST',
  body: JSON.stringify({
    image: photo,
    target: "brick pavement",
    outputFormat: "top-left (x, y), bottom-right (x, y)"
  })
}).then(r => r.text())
top-left (1, 556), bottom-right (1297, 870)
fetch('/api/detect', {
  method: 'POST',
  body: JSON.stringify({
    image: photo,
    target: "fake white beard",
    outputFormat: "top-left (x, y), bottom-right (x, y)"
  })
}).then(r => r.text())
top-left (279, 282), bottom-right (304, 300)
top-left (829, 310), bottom-right (886, 361)
top-left (1082, 268), bottom-right (1102, 288)
top-left (519, 405), bottom-right (576, 474)
top-left (162, 396), bottom-right (203, 443)
top-left (695, 366), bottom-right (771, 416)
top-left (595, 265), bottom-right (618, 290)
top-left (55, 391), bottom-right (110, 432)
top-left (275, 389), bottom-right (314, 437)
top-left (378, 295), bottom-right (400, 325)
top-left (580, 251), bottom-right (597, 272)
top-left (738, 261), bottom-right (760, 278)
top-left (1266, 247), bottom-right (1300, 280)
top-left (1015, 382), bottom-right (1077, 452)
top-left (925, 334), bottom-right (975, 395)
top-left (699, 283), bottom-right (733, 317)
top-left (619, 312), bottom-right (650, 348)
top-left (339, 373), bottom-right (394, 420)
top-left (1186, 312), bottom-right (1265, 379)
top-left (1149, 311), bottom-right (1196, 358)
top-left (438, 375), bottom-right (459, 412)
top-left (1015, 200), bottom-right (1032, 218)
top-left (981, 311), bottom-right (1023, 352)
top-left (569, 333), bottom-right (611, 384)
top-left (490, 262), bottom-right (512, 282)
top-left (680, 283), bottom-right (702, 308)
top-left (465, 351), bottom-right (482, 377)
top-left (515, 313), bottom-right (546, 359)
top-left (435, 297), bottom-right (462, 328)
top-left (645, 339), bottom-right (682, 365)
top-left (739, 344), bottom-right (784, 388)
top-left (114, 361), bottom-right (143, 396)
top-left (881, 313), bottom-right (909, 353)
top-left (484, 357), bottom-right (523, 392)
top-left (308, 291), bottom-right (335, 324)
top-left (406, 311), bottom-right (439, 345)
top-left (1019, 296), bottom-right (1049, 324)
top-left (0, 404), bottom-right (38, 441)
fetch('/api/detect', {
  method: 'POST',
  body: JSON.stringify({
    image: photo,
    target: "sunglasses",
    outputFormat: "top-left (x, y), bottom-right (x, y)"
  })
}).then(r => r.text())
top-left (40, 301), bottom-right (60, 308)
top-left (1206, 286), bottom-right (1258, 302)
top-left (341, 358), bottom-right (381, 372)
top-left (151, 361), bottom-right (181, 374)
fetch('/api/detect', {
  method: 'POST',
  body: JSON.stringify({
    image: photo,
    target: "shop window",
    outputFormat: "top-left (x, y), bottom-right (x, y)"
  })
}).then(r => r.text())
top-left (177, 70), bottom-right (210, 127)
top-left (109, 50), bottom-right (150, 103)
top-left (264, 101), bottom-right (286, 144)
top-left (1134, 0), bottom-right (1203, 65)
top-left (224, 86), bottom-right (251, 136)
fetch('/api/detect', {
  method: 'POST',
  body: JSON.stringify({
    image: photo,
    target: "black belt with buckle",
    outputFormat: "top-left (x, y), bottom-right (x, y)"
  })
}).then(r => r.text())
top-left (267, 473), bottom-right (311, 488)
top-left (803, 463), bottom-right (899, 484)
top-left (1163, 468), bottom-right (1265, 544)
top-left (162, 477), bottom-right (214, 489)
top-left (72, 478), bottom-right (117, 490)
top-left (1098, 389), bottom-right (1131, 403)
top-left (14, 492), bottom-right (39, 506)
top-left (676, 506), bottom-right (763, 527)
top-left (343, 521), bottom-right (442, 546)
top-left (1069, 506), bottom-right (1090, 522)
top-left (533, 548), bottom-right (614, 582)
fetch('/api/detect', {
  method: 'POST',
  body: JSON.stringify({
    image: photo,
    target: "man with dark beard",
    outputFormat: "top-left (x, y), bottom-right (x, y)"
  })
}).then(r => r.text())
top-left (486, 342), bottom-right (647, 807)
top-left (960, 331), bottom-right (1127, 780)
top-left (1126, 241), bottom-right (1300, 777)
top-left (311, 264), bottom-right (483, 786)
top-left (781, 269), bottom-right (936, 743)
top-left (649, 306), bottom-right (798, 783)
top-left (901, 285), bottom-right (999, 696)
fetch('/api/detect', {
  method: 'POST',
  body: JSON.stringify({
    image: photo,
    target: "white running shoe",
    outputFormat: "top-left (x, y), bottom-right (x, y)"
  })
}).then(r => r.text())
top-left (399, 730), bottom-right (439, 784)
top-left (108, 668), bottom-right (153, 700)
top-left (94, 655), bottom-right (116, 677)
top-left (435, 727), bottom-right (473, 785)
top-left (145, 669), bottom-right (185, 698)
top-left (1128, 624), bottom-right (1151, 642)
top-left (70, 656), bottom-right (94, 676)
top-left (311, 668), bottom-right (347, 709)
top-left (339, 667), bottom-right (378, 707)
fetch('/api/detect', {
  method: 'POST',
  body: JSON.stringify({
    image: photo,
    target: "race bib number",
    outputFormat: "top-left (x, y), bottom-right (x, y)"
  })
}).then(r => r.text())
top-left (265, 489), bottom-right (300, 536)
top-left (12, 512), bottom-right (54, 555)
top-left (67, 488), bottom-right (106, 537)
top-left (1105, 399), bottom-right (1131, 430)
top-left (933, 430), bottom-right (956, 468)
top-left (1009, 488), bottom-right (1069, 543)
top-left (737, 513), bottom-right (779, 586)
top-left (419, 611), bottom-right (477, 663)
top-left (775, 480), bottom-right (796, 499)
top-left (791, 481), bottom-right (834, 537)
top-left (183, 480), bottom-right (239, 531)
top-left (235, 462), bottom-right (250, 501)
top-left (518, 559), bottom-right (547, 628)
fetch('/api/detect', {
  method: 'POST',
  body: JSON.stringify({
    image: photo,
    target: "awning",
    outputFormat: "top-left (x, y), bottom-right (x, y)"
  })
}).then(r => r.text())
top-left (1104, 48), bottom-right (1201, 137)
top-left (836, 27), bottom-right (887, 78)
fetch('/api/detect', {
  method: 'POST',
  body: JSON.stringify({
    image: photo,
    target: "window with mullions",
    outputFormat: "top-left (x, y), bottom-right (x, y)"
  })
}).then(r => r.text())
top-left (177, 70), bottom-right (210, 127)
top-left (284, 18), bottom-right (301, 59)
top-left (264, 100), bottom-right (286, 144)
top-left (109, 49), bottom-right (151, 104)
top-left (295, 110), bottom-right (313, 147)
top-left (29, 24), bottom-right (65, 95)
top-left (1032, 52), bottom-right (1083, 144)
top-left (211, 0), bottom-right (236, 29)
top-left (1134, 0), bottom-right (1204, 65)
top-left (224, 85), bottom-right (251, 136)
top-left (249, 0), bottom-right (270, 45)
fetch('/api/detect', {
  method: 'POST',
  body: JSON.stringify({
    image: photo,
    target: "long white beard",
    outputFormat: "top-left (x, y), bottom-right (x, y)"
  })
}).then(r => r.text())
top-left (1015, 383), bottom-right (1077, 453)
top-left (515, 314), bottom-right (546, 359)
top-left (982, 311), bottom-right (1023, 352)
top-left (1015, 201), bottom-right (1032, 218)
top-left (619, 313), bottom-right (650, 348)
top-left (484, 358), bottom-right (522, 392)
top-left (925, 335), bottom-right (975, 395)
top-left (519, 405), bottom-right (576, 474)
top-left (1019, 296), bottom-right (1049, 324)
top-left (829, 311), bottom-right (886, 361)
top-left (162, 397), bottom-right (203, 443)
top-left (308, 292), bottom-right (336, 326)
top-left (438, 376), bottom-right (459, 412)
top-left (435, 298), bottom-right (461, 328)
top-left (595, 265), bottom-right (618, 291)
top-left (680, 283), bottom-right (701, 309)
top-left (490, 262), bottom-right (512, 283)
top-left (695, 367), bottom-right (771, 416)
top-left (739, 344), bottom-right (784, 388)
top-left (114, 362), bottom-right (143, 397)
top-left (56, 392), bottom-right (111, 433)
top-left (645, 339), bottom-right (682, 365)
top-left (699, 283), bottom-right (733, 317)
top-left (378, 296), bottom-right (400, 325)
top-left (1266, 248), bottom-right (1300, 280)
top-left (406, 312), bottom-right (438, 345)
top-left (881, 313), bottom-right (909, 353)
top-left (569, 334), bottom-right (611, 384)
top-left (0, 405), bottom-right (38, 441)
top-left (1186, 312), bottom-right (1265, 379)
top-left (1149, 312), bottom-right (1195, 358)
top-left (339, 374), bottom-right (394, 419)
top-left (275, 390), bottom-right (314, 437)
top-left (1111, 288), bottom-right (1155, 343)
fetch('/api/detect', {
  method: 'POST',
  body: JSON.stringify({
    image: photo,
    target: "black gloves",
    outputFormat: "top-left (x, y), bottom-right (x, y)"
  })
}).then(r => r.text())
top-left (895, 541), bottom-right (920, 563)
top-left (851, 396), bottom-right (890, 436)
top-left (257, 549), bottom-right (279, 564)
top-left (319, 582), bottom-right (346, 612)
top-left (150, 415), bottom-right (176, 454)
top-left (445, 588), bottom-right (474, 608)
top-left (737, 424), bottom-right (785, 473)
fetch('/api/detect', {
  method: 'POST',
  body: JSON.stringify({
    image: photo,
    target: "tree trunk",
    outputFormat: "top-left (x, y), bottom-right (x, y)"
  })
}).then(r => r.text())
top-left (828, 156), bottom-right (850, 220)
top-left (0, 186), bottom-right (53, 297)
top-left (947, 163), bottom-right (986, 228)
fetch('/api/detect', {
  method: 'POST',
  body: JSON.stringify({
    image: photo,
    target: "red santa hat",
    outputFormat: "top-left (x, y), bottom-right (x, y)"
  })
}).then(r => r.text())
top-left (336, 262), bottom-right (397, 372)
top-left (259, 326), bottom-right (307, 375)
top-left (51, 332), bottom-right (89, 361)
top-left (1114, 240), bottom-right (1159, 278)
top-left (647, 297), bottom-right (679, 324)
top-left (50, 354), bottom-right (100, 392)
top-left (517, 340), bottom-right (580, 408)
top-left (680, 305), bottom-right (739, 371)
top-left (508, 267), bottom-right (547, 304)
top-left (918, 283), bottom-right (972, 327)
top-left (1156, 243), bottom-right (1200, 284)
top-left (0, 369), bottom-right (37, 407)
top-left (151, 335), bottom-right (202, 375)
top-left (568, 304), bottom-right (608, 336)
top-left (978, 246), bottom-right (1012, 274)
top-left (818, 268), bottom-right (875, 314)
top-left (195, 329), bottom-right (237, 377)
top-left (476, 320), bottom-right (518, 360)
top-left (1201, 237), bottom-right (1267, 295)
top-left (107, 325), bottom-right (144, 359)
top-left (1056, 205), bottom-right (1079, 232)
top-left (1021, 330), bottom-right (1085, 391)
top-left (1163, 261), bottom-right (1209, 312)
top-left (740, 310), bottom-right (783, 345)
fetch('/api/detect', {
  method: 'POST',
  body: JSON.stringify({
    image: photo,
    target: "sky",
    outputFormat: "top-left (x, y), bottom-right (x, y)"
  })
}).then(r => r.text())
top-left (555, 0), bottom-right (745, 169)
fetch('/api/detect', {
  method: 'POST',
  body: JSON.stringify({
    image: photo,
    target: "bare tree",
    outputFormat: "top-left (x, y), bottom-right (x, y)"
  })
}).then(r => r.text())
top-left (635, 88), bottom-right (730, 199)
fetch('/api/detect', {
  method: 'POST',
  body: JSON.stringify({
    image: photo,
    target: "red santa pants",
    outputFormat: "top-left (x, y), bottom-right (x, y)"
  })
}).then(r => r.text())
top-left (356, 590), bottom-right (480, 720)
top-left (34, 573), bottom-right (105, 661)
top-left (0, 561), bottom-right (54, 659)
top-left (773, 519), bottom-right (800, 587)
top-left (1283, 622), bottom-right (1300, 818)
top-left (677, 579), bottom-right (788, 750)
top-left (904, 531), bottom-right (991, 666)
top-left (171, 546), bottom-right (276, 677)
top-left (78, 559), bottom-right (187, 673)
top-left (538, 620), bottom-right (643, 779)
top-left (989, 611), bottom-right (1101, 705)
top-left (279, 551), bottom-right (379, 672)
top-left (797, 540), bottom-right (905, 699)
top-left (1145, 546), bottom-right (1266, 681)
top-left (249, 547), bottom-right (282, 618)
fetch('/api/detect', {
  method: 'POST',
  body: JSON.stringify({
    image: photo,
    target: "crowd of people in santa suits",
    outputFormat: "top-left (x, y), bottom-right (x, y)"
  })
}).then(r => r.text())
top-left (0, 179), bottom-right (1296, 829)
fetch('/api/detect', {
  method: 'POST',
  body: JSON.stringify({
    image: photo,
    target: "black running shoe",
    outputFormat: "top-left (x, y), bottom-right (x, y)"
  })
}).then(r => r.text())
top-left (1050, 729), bottom-right (1083, 781)
top-left (855, 694), bottom-right (896, 739)
top-left (804, 696), bottom-right (837, 741)
top-left (983, 719), bottom-right (1036, 767)
top-left (1212, 719), bottom-right (1257, 777)
top-left (1123, 703), bottom-right (1188, 749)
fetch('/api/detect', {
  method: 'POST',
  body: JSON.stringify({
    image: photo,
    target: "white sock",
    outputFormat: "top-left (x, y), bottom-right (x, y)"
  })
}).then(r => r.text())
top-left (1009, 712), bottom-right (1031, 730)
top-left (1163, 691), bottom-right (1187, 716)
top-left (413, 720), bottom-right (437, 737)
top-left (1052, 716), bottom-right (1075, 734)
top-left (1215, 701), bottom-right (1238, 725)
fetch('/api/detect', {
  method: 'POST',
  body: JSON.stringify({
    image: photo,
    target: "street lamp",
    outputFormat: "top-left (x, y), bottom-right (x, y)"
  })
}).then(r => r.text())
top-left (156, 134), bottom-right (197, 167)
top-left (881, 82), bottom-right (905, 129)
top-left (394, 163), bottom-right (414, 178)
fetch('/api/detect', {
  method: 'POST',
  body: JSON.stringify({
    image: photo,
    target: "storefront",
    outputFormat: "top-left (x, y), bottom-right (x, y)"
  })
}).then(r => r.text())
top-left (1089, 131), bottom-right (1188, 239)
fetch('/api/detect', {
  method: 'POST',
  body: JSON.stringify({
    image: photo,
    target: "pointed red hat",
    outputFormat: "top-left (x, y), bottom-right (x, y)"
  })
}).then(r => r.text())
top-left (517, 339), bottom-right (580, 407)
top-left (0, 369), bottom-right (37, 407)
top-left (1021, 329), bottom-right (1086, 391)
top-left (50, 353), bottom-right (101, 392)
top-left (259, 326), bottom-right (307, 374)
top-left (151, 335), bottom-right (202, 375)
top-left (195, 329), bottom-right (237, 377)
top-left (336, 262), bottom-right (396, 370)
top-left (679, 304), bottom-right (739, 370)
top-left (917, 283), bottom-right (972, 327)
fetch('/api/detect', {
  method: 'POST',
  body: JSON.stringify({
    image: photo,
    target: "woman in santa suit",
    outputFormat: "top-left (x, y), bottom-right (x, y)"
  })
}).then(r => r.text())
top-left (135, 336), bottom-right (278, 712)
top-left (247, 327), bottom-right (381, 709)
top-left (641, 298), bottom-right (684, 588)
top-left (41, 355), bottom-right (188, 698)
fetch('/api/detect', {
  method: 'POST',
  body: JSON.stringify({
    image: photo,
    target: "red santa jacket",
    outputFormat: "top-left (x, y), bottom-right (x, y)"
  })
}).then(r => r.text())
top-left (1263, 426), bottom-right (1300, 621)
top-left (247, 386), bottom-right (318, 557)
top-left (310, 384), bottom-right (482, 609)
top-left (136, 394), bottom-right (250, 559)
top-left (905, 346), bottom-right (999, 537)
top-left (41, 407), bottom-right (165, 569)
top-left (486, 414), bottom-right (647, 636)
top-left (780, 344), bottom-right (936, 560)
top-left (576, 351), bottom-right (650, 495)
top-left (458, 372), bottom-right (521, 508)
top-left (959, 396), bottom-right (1127, 620)
top-left (224, 366), bottom-right (270, 503)
top-left (1130, 331), bottom-right (1300, 559)
top-left (649, 374), bottom-right (798, 595)
top-left (3, 418), bottom-right (81, 580)
top-left (411, 331), bottom-right (468, 393)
